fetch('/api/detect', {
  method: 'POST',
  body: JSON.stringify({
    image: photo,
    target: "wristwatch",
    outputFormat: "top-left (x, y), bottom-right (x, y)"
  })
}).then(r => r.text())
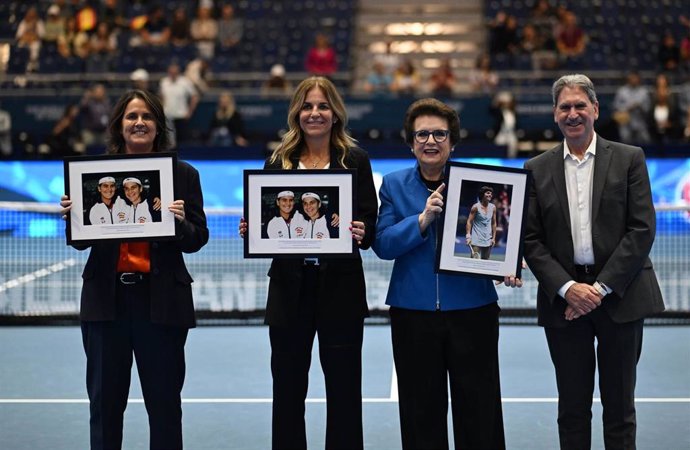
top-left (594, 281), bottom-right (610, 297)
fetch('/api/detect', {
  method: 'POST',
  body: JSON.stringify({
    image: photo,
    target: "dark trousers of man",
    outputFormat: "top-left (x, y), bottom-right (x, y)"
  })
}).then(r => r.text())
top-left (390, 303), bottom-right (505, 450)
top-left (269, 265), bottom-right (364, 450)
top-left (545, 268), bottom-right (644, 450)
top-left (81, 278), bottom-right (188, 450)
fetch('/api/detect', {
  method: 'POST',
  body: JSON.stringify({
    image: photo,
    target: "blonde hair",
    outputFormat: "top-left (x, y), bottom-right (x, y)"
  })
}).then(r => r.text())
top-left (269, 76), bottom-right (357, 169)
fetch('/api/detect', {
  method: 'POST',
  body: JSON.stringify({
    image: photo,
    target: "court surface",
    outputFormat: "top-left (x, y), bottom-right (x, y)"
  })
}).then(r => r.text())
top-left (0, 324), bottom-right (688, 450)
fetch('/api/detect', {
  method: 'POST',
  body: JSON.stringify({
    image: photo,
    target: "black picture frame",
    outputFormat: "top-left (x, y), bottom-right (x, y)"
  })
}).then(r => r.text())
top-left (435, 161), bottom-right (530, 280)
top-left (243, 169), bottom-right (356, 258)
top-left (63, 152), bottom-right (177, 245)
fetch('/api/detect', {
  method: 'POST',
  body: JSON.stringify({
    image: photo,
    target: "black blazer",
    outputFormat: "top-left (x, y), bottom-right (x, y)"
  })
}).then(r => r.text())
top-left (523, 136), bottom-right (664, 327)
top-left (263, 147), bottom-right (378, 326)
top-left (72, 160), bottom-right (209, 329)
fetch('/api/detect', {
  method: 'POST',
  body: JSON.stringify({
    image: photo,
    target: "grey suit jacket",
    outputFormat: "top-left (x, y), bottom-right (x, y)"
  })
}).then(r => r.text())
top-left (523, 135), bottom-right (664, 327)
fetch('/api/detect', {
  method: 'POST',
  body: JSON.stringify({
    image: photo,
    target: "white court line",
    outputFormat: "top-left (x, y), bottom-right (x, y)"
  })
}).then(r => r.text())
top-left (389, 365), bottom-right (398, 401)
top-left (0, 258), bottom-right (78, 293)
top-left (1, 398), bottom-right (689, 404)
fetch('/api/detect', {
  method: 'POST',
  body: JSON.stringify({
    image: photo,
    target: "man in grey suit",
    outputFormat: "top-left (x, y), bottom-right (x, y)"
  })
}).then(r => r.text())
top-left (523, 74), bottom-right (664, 449)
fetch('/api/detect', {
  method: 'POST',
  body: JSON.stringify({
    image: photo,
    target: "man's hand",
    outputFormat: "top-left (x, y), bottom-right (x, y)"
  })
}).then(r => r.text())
top-left (564, 283), bottom-right (603, 318)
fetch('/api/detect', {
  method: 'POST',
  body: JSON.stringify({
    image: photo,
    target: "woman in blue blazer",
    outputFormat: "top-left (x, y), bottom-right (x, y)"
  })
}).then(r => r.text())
top-left (373, 98), bottom-right (520, 450)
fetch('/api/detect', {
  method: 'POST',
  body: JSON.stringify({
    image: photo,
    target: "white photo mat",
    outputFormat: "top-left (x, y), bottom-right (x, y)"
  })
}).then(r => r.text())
top-left (64, 153), bottom-right (176, 244)
top-left (436, 162), bottom-right (529, 280)
top-left (244, 169), bottom-right (355, 257)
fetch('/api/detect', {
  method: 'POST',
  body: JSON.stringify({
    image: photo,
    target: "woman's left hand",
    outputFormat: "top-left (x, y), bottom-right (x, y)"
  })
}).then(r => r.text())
top-left (350, 220), bottom-right (365, 245)
top-left (153, 197), bottom-right (162, 211)
top-left (330, 213), bottom-right (339, 228)
top-left (169, 199), bottom-right (185, 222)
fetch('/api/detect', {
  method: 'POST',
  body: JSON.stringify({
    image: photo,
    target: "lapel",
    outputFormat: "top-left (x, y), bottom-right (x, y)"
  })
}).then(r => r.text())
top-left (549, 143), bottom-right (571, 227)
top-left (591, 136), bottom-right (611, 224)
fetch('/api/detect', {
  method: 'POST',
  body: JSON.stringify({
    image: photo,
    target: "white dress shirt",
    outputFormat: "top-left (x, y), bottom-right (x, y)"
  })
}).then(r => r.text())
top-left (557, 134), bottom-right (610, 298)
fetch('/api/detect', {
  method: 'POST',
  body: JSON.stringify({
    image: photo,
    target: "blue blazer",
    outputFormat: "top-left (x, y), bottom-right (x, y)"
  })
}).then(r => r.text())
top-left (373, 164), bottom-right (498, 311)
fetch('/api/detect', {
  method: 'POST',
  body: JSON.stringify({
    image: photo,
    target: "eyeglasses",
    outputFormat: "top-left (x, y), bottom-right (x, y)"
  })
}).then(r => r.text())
top-left (413, 129), bottom-right (450, 144)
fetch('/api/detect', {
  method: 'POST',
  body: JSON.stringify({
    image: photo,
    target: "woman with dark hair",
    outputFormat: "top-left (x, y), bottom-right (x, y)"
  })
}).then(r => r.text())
top-left (373, 98), bottom-right (520, 450)
top-left (60, 89), bottom-right (208, 449)
top-left (240, 76), bottom-right (377, 450)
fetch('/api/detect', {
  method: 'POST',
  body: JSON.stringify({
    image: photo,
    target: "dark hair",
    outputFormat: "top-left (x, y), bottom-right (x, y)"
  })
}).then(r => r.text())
top-left (478, 186), bottom-right (494, 198)
top-left (106, 89), bottom-right (170, 154)
top-left (403, 98), bottom-right (461, 147)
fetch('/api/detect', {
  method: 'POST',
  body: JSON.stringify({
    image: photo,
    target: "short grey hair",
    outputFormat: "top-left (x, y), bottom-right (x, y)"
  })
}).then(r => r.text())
top-left (552, 74), bottom-right (598, 106)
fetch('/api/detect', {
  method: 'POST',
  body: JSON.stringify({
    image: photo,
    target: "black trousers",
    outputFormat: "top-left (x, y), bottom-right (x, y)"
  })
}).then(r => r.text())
top-left (545, 269), bottom-right (644, 450)
top-left (269, 265), bottom-right (364, 450)
top-left (390, 303), bottom-right (505, 450)
top-left (81, 278), bottom-right (188, 450)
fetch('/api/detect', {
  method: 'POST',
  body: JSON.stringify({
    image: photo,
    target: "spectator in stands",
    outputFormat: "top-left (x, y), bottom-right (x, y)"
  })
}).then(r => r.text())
top-left (363, 61), bottom-right (393, 96)
top-left (217, 3), bottom-right (243, 50)
top-left (530, 0), bottom-right (557, 49)
top-left (43, 104), bottom-right (84, 157)
top-left (0, 103), bottom-right (12, 157)
top-left (428, 58), bottom-right (457, 97)
top-left (130, 68), bottom-right (151, 92)
top-left (238, 76), bottom-right (376, 450)
top-left (57, 16), bottom-right (90, 59)
top-left (185, 57), bottom-right (213, 95)
top-left (159, 62), bottom-right (199, 145)
top-left (169, 6), bottom-right (192, 48)
top-left (680, 74), bottom-right (690, 140)
top-left (658, 31), bottom-right (680, 72)
top-left (43, 5), bottom-right (66, 50)
top-left (207, 91), bottom-right (249, 147)
top-left (99, 0), bottom-right (129, 35)
top-left (491, 91), bottom-right (520, 158)
top-left (15, 6), bottom-right (44, 72)
top-left (305, 33), bottom-right (337, 77)
top-left (134, 4), bottom-right (170, 47)
top-left (59, 89), bottom-right (208, 450)
top-left (556, 11), bottom-right (587, 60)
top-left (190, 5), bottom-right (219, 59)
top-left (372, 98), bottom-right (521, 450)
top-left (519, 23), bottom-right (558, 71)
top-left (488, 10), bottom-right (519, 55)
top-left (391, 58), bottom-right (421, 96)
top-left (261, 64), bottom-right (293, 97)
top-left (374, 38), bottom-right (401, 77)
top-left (87, 22), bottom-right (118, 72)
top-left (649, 73), bottom-right (680, 145)
top-left (613, 72), bottom-right (651, 144)
top-left (468, 54), bottom-right (499, 95)
top-left (80, 84), bottom-right (112, 148)
top-left (519, 23), bottom-right (543, 54)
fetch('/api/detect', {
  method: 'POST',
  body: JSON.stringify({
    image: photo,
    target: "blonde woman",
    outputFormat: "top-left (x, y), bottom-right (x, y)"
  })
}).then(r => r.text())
top-left (240, 76), bottom-right (377, 449)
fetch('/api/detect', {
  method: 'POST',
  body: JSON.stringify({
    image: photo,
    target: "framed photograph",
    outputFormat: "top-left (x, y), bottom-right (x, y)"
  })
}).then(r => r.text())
top-left (243, 169), bottom-right (356, 258)
top-left (435, 161), bottom-right (530, 280)
top-left (64, 152), bottom-right (177, 245)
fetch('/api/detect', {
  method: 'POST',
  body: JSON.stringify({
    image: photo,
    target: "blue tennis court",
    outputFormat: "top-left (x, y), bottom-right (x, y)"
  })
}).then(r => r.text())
top-left (1, 324), bottom-right (688, 449)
